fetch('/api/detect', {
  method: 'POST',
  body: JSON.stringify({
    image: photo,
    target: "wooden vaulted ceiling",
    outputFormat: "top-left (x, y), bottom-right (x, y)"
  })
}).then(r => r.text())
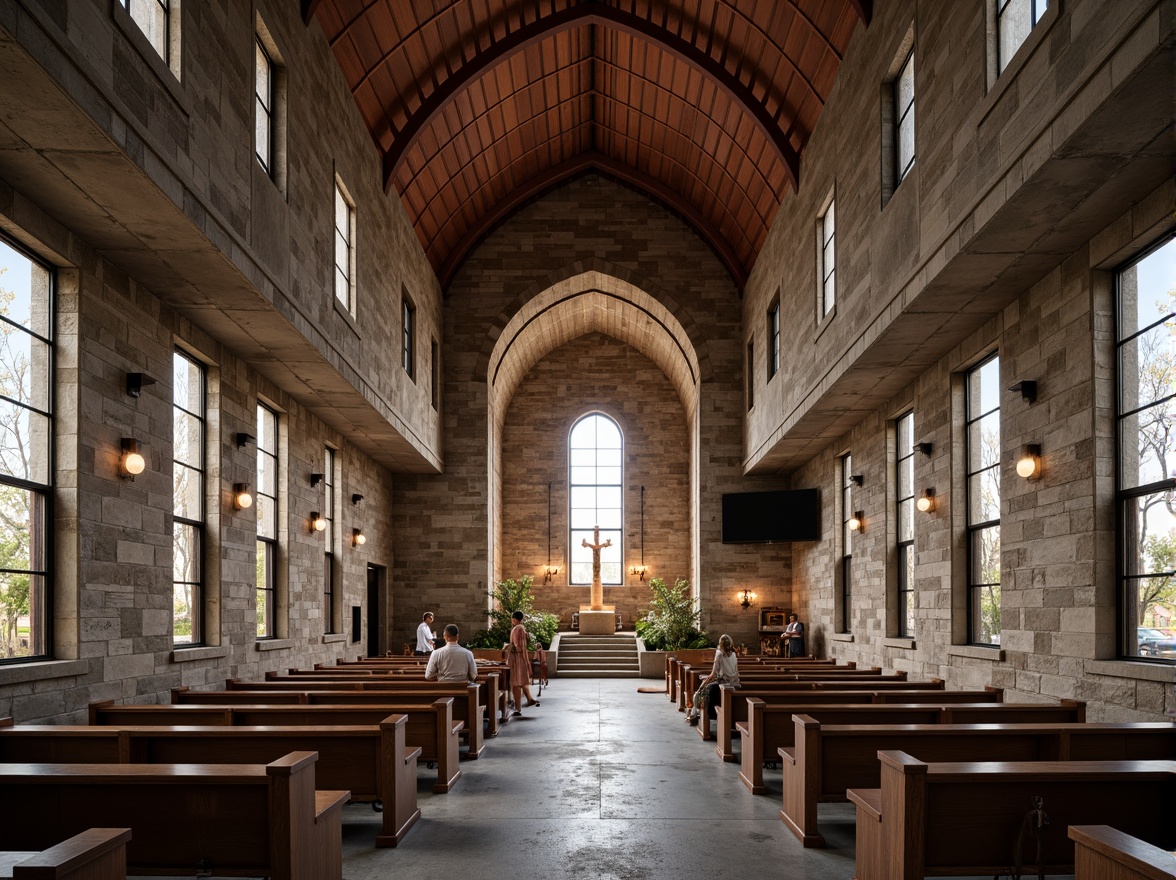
top-left (305, 1), bottom-right (870, 290)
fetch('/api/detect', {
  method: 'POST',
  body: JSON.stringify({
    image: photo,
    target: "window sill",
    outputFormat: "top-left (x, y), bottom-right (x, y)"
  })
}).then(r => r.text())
top-left (977, 2), bottom-right (1060, 125)
top-left (829, 632), bottom-right (855, 643)
top-left (255, 638), bottom-right (295, 652)
top-left (1085, 659), bottom-right (1176, 682)
top-left (884, 637), bottom-right (916, 650)
top-left (322, 633), bottom-right (347, 644)
top-left (171, 645), bottom-right (229, 663)
top-left (813, 304), bottom-right (836, 342)
top-left (333, 295), bottom-right (359, 337)
top-left (0, 658), bottom-right (90, 686)
top-left (947, 644), bottom-right (1005, 662)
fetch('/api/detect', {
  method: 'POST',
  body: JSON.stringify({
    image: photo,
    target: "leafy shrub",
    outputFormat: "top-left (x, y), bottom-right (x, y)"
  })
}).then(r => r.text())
top-left (638, 577), bottom-right (708, 650)
top-left (465, 575), bottom-right (559, 649)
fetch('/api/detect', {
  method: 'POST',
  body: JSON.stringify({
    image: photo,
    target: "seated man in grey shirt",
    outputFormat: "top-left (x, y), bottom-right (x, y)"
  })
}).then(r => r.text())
top-left (425, 623), bottom-right (478, 682)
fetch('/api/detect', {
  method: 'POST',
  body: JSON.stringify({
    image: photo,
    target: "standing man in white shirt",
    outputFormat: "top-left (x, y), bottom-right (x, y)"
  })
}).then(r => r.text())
top-left (415, 611), bottom-right (437, 656)
top-left (425, 624), bottom-right (478, 682)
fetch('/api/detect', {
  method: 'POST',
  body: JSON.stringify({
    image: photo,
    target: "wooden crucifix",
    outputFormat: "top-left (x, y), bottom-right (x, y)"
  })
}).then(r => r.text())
top-left (582, 524), bottom-right (612, 611)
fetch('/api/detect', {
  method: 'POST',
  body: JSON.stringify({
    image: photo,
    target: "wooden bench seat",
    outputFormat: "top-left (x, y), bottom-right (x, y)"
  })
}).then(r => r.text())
top-left (0, 714), bottom-right (421, 848)
top-left (668, 653), bottom-right (832, 706)
top-left (847, 752), bottom-right (1176, 878)
top-left (700, 679), bottom-right (951, 744)
top-left (1069, 825), bottom-right (1176, 879)
top-left (676, 660), bottom-right (858, 710)
top-left (0, 751), bottom-right (346, 880)
top-left (3, 828), bottom-right (130, 880)
top-left (89, 698), bottom-right (462, 793)
top-left (781, 717), bottom-right (1176, 847)
top-left (233, 674), bottom-right (503, 739)
top-left (737, 697), bottom-right (1086, 792)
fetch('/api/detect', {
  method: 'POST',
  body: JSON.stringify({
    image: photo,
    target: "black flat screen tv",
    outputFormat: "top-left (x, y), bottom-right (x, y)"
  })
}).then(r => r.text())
top-left (721, 489), bottom-right (821, 543)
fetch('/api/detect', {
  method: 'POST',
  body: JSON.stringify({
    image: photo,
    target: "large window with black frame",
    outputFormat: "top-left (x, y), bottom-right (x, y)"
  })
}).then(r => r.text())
top-left (1117, 234), bottom-right (1176, 662)
top-left (895, 411), bottom-right (915, 638)
top-left (0, 236), bottom-right (52, 663)
top-left (255, 403), bottom-right (279, 638)
top-left (966, 354), bottom-right (1001, 645)
top-left (840, 453), bottom-right (855, 633)
top-left (568, 413), bottom-right (623, 586)
top-left (172, 350), bottom-right (206, 645)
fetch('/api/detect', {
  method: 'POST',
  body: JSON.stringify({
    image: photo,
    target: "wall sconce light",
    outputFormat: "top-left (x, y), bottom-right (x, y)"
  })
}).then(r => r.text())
top-left (915, 442), bottom-right (933, 456)
top-left (310, 473), bottom-right (324, 488)
top-left (1016, 444), bottom-right (1042, 481)
top-left (543, 565), bottom-right (560, 585)
top-left (233, 483), bottom-right (253, 510)
top-left (631, 485), bottom-right (647, 582)
top-left (850, 474), bottom-right (864, 487)
top-left (848, 510), bottom-right (864, 531)
top-left (120, 438), bottom-right (146, 479)
top-left (351, 494), bottom-right (364, 506)
top-left (629, 564), bottom-right (648, 582)
top-left (738, 589), bottom-right (756, 609)
top-left (310, 511), bottom-right (327, 532)
top-left (543, 481), bottom-right (559, 585)
top-left (126, 372), bottom-right (157, 398)
top-left (352, 527), bottom-right (366, 547)
top-left (1010, 380), bottom-right (1038, 404)
top-left (236, 432), bottom-right (255, 450)
top-left (916, 487), bottom-right (935, 513)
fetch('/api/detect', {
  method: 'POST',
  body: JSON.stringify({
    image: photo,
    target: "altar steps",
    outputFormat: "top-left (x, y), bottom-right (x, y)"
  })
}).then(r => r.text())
top-left (555, 633), bottom-right (640, 678)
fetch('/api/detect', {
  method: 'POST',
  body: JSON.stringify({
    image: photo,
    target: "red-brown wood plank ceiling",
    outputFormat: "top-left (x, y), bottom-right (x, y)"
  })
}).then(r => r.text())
top-left (305, 0), bottom-right (870, 291)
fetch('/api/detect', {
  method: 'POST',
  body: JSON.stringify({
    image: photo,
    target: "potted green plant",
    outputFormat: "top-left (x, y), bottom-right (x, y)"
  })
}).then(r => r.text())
top-left (466, 575), bottom-right (559, 650)
top-left (637, 577), bottom-right (708, 677)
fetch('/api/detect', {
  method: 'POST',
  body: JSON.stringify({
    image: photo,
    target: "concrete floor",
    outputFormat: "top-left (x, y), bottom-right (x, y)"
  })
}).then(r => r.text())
top-left (339, 678), bottom-right (859, 880)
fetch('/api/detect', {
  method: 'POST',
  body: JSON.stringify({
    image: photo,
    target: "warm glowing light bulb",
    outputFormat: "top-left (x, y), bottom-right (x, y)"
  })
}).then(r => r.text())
top-left (1016, 457), bottom-right (1036, 478)
top-left (848, 515), bottom-right (861, 531)
top-left (353, 529), bottom-right (366, 546)
top-left (311, 512), bottom-right (326, 532)
top-left (234, 484), bottom-right (253, 510)
top-left (1016, 445), bottom-right (1041, 480)
top-left (916, 494), bottom-right (932, 513)
top-left (124, 451), bottom-right (146, 475)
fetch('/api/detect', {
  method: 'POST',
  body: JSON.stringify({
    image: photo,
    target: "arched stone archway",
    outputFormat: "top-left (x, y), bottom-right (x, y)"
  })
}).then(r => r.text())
top-left (484, 270), bottom-right (703, 622)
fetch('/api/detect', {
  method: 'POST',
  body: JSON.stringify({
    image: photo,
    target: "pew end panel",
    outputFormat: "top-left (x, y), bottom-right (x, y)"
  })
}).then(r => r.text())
top-left (1069, 825), bottom-right (1176, 880)
top-left (846, 788), bottom-right (883, 880)
top-left (10, 827), bottom-right (131, 880)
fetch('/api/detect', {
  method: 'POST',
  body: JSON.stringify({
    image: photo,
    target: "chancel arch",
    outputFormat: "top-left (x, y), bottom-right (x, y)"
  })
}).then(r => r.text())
top-left (485, 269), bottom-right (702, 625)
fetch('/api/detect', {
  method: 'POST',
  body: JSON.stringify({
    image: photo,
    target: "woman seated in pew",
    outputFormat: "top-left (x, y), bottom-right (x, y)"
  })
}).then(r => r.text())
top-left (687, 634), bottom-right (740, 725)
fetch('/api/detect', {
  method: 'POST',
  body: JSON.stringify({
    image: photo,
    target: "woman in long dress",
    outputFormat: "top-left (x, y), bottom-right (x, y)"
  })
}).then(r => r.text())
top-left (507, 610), bottom-right (540, 716)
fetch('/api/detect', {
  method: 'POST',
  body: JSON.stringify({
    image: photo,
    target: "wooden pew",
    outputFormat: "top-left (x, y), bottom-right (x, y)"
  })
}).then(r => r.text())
top-left (0, 715), bottom-right (422, 848)
top-left (226, 682), bottom-right (489, 757)
top-left (89, 698), bottom-right (462, 793)
top-left (699, 679), bottom-right (948, 743)
top-left (847, 752), bottom-right (1176, 879)
top-left (4, 828), bottom-right (130, 880)
top-left (781, 718), bottom-right (1176, 847)
top-left (0, 751), bottom-right (347, 880)
top-left (1069, 825), bottom-right (1176, 879)
top-left (737, 696), bottom-right (1086, 792)
top-left (673, 656), bottom-right (837, 709)
top-left (667, 652), bottom-right (833, 706)
top-left (681, 665), bottom-right (902, 713)
top-left (717, 684), bottom-right (1007, 761)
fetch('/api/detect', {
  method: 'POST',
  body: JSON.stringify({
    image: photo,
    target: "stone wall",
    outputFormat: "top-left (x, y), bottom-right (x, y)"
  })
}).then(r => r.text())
top-left (394, 176), bottom-right (791, 649)
top-left (787, 185), bottom-right (1175, 722)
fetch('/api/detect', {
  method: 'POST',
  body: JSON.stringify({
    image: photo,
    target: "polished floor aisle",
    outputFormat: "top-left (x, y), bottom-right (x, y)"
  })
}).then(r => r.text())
top-left (339, 677), bottom-right (858, 880)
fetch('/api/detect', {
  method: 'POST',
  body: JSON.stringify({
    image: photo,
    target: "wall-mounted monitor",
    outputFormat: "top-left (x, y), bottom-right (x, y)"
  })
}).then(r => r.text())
top-left (721, 489), bottom-right (821, 543)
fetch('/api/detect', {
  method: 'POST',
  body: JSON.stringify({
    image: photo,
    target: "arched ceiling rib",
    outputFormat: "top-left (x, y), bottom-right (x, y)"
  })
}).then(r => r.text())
top-left (308, 1), bottom-right (869, 291)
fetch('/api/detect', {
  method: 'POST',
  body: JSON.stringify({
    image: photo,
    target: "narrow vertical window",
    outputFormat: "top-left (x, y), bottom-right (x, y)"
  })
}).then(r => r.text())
top-left (256, 403), bottom-right (278, 639)
top-left (569, 414), bottom-right (623, 585)
top-left (430, 338), bottom-right (439, 411)
top-left (334, 181), bottom-right (355, 315)
top-left (323, 447), bottom-right (337, 635)
top-left (254, 38), bottom-right (274, 175)
top-left (746, 341), bottom-right (755, 411)
top-left (894, 49), bottom-right (916, 183)
top-left (839, 454), bottom-right (855, 633)
top-left (402, 297), bottom-right (416, 379)
top-left (820, 200), bottom-right (836, 317)
top-left (172, 350), bottom-right (205, 646)
top-left (767, 301), bottom-right (780, 380)
top-left (1116, 235), bottom-right (1175, 662)
top-left (119, 0), bottom-right (172, 65)
top-left (966, 354), bottom-right (1001, 645)
top-left (998, 0), bottom-right (1049, 73)
top-left (0, 236), bottom-right (53, 663)
top-left (895, 412), bottom-right (915, 638)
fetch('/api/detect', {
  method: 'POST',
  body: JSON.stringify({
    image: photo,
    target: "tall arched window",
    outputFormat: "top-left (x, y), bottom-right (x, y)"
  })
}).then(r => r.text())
top-left (569, 413), bottom-right (623, 585)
